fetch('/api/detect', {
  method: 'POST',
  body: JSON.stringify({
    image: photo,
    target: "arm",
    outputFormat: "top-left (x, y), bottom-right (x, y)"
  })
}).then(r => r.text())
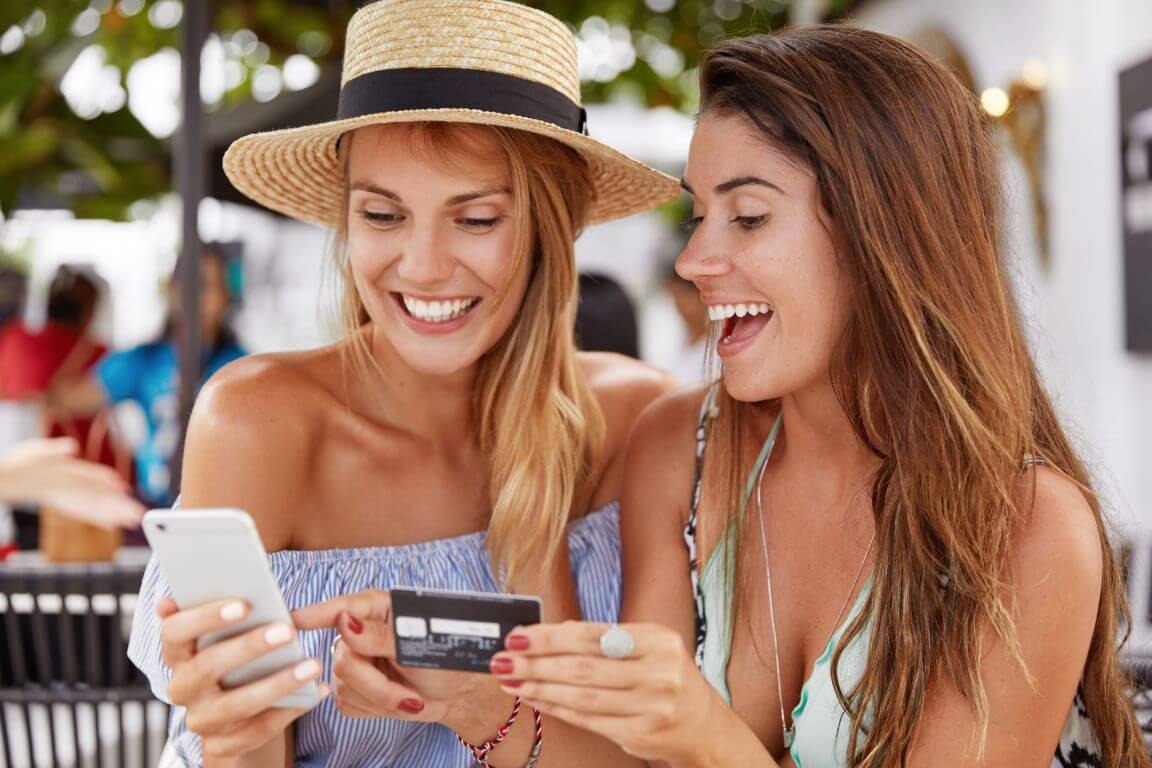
top-left (618, 388), bottom-right (698, 637)
top-left (492, 390), bottom-right (778, 767)
top-left (0, 437), bottom-right (144, 528)
top-left (48, 347), bottom-right (138, 415)
top-left (160, 358), bottom-right (319, 767)
top-left (46, 375), bottom-right (107, 414)
top-left (907, 468), bottom-right (1104, 766)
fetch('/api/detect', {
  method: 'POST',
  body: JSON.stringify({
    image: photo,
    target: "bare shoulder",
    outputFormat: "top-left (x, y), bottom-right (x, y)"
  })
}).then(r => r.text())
top-left (181, 346), bottom-right (344, 549)
top-left (191, 348), bottom-right (338, 437)
top-left (1012, 465), bottom-right (1104, 610)
top-left (629, 384), bottom-right (709, 455)
top-left (576, 351), bottom-right (679, 424)
top-left (623, 386), bottom-right (710, 514)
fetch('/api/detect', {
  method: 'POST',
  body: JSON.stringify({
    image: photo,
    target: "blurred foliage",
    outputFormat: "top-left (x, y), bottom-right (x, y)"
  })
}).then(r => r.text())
top-left (526, 0), bottom-right (790, 110)
top-left (0, 1), bottom-right (169, 219)
top-left (0, 0), bottom-right (871, 219)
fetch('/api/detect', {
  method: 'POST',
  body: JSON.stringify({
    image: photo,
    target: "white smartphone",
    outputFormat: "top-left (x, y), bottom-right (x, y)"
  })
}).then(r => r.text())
top-left (142, 507), bottom-right (322, 710)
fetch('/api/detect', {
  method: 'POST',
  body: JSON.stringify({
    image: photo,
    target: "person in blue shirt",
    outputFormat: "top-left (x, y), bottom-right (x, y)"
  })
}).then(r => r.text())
top-left (49, 247), bottom-right (246, 506)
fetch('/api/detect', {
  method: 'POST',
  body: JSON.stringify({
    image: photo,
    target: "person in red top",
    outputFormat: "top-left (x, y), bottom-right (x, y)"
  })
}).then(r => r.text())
top-left (0, 266), bottom-right (106, 401)
top-left (0, 266), bottom-right (131, 547)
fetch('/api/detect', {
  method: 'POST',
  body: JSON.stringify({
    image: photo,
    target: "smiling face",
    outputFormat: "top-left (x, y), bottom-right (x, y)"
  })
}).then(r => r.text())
top-left (344, 123), bottom-right (531, 376)
top-left (676, 112), bottom-right (851, 403)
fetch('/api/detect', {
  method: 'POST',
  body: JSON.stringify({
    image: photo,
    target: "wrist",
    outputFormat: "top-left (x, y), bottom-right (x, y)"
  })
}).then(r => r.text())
top-left (441, 677), bottom-right (516, 739)
top-left (0, 456), bottom-right (24, 504)
top-left (668, 674), bottom-right (741, 767)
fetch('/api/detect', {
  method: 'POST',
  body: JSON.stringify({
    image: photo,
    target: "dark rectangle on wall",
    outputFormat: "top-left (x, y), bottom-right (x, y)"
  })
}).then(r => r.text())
top-left (1121, 55), bottom-right (1152, 353)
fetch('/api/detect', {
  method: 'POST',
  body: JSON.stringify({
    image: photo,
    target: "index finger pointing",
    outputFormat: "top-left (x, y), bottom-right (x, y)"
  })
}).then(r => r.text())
top-left (293, 590), bottom-right (391, 631)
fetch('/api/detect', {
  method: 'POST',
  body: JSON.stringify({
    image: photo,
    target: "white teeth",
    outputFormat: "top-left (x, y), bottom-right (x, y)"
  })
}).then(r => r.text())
top-left (402, 295), bottom-right (478, 323)
top-left (708, 302), bottom-right (773, 323)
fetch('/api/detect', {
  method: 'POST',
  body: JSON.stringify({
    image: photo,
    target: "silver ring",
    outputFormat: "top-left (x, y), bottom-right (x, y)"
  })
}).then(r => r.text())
top-left (330, 634), bottom-right (343, 658)
top-left (598, 624), bottom-right (635, 659)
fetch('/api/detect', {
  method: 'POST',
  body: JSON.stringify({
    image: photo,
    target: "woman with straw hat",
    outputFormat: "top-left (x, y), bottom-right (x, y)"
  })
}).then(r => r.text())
top-left (127, 1), bottom-right (680, 765)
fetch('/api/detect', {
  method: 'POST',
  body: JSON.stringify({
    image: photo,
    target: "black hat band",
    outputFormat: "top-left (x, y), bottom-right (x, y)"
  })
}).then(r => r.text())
top-left (337, 67), bottom-right (589, 136)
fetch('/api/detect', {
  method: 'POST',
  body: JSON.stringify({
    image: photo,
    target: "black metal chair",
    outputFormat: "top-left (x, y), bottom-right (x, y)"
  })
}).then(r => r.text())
top-left (0, 560), bottom-right (169, 768)
top-left (1129, 658), bottom-right (1152, 751)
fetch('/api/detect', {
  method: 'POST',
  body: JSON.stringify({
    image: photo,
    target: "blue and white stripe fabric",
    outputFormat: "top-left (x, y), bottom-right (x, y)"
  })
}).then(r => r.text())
top-left (128, 502), bottom-right (622, 767)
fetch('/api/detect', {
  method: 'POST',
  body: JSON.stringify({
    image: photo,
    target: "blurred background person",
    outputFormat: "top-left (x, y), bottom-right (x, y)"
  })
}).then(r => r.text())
top-left (0, 265), bottom-right (124, 546)
top-left (47, 246), bottom-right (246, 507)
top-left (575, 272), bottom-right (641, 358)
top-left (0, 265), bottom-right (106, 405)
top-left (660, 259), bottom-right (711, 386)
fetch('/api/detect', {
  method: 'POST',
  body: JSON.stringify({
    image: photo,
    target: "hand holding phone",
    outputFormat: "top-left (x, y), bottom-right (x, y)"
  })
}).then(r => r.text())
top-left (141, 508), bottom-right (326, 760)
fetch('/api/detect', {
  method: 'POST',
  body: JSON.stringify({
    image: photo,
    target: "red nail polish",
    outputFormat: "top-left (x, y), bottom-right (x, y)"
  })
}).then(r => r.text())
top-left (506, 634), bottom-right (530, 651)
top-left (346, 614), bottom-right (364, 634)
top-left (490, 657), bottom-right (514, 675)
top-left (502, 680), bottom-right (523, 689)
top-left (399, 698), bottom-right (424, 714)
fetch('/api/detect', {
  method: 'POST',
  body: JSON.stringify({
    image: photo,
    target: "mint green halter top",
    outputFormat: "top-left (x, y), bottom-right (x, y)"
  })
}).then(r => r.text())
top-left (685, 397), bottom-right (1099, 767)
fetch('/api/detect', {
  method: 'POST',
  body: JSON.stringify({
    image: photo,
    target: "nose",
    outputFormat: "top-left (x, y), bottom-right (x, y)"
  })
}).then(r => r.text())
top-left (396, 223), bottom-right (455, 285)
top-left (675, 229), bottom-right (731, 282)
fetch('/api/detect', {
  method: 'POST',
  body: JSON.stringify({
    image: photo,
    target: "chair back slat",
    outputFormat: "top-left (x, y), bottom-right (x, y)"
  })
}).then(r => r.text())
top-left (2, 586), bottom-right (27, 688)
top-left (0, 559), bottom-right (167, 767)
top-left (29, 593), bottom-right (53, 687)
top-left (56, 577), bottom-right (80, 686)
top-left (0, 704), bottom-right (12, 768)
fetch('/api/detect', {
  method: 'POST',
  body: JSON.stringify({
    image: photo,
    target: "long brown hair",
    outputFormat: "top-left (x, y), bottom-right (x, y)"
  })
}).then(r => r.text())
top-left (698, 26), bottom-right (1146, 766)
top-left (329, 122), bottom-right (605, 586)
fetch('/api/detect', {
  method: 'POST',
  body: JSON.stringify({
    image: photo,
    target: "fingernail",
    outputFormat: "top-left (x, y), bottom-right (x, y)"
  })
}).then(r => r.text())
top-left (346, 613), bottom-right (364, 634)
top-left (490, 657), bottom-right (514, 676)
top-left (294, 659), bottom-right (320, 680)
top-left (506, 633), bottom-right (530, 651)
top-left (502, 680), bottom-right (523, 689)
top-left (399, 698), bottom-right (424, 714)
top-left (220, 601), bottom-right (246, 622)
top-left (265, 623), bottom-right (292, 645)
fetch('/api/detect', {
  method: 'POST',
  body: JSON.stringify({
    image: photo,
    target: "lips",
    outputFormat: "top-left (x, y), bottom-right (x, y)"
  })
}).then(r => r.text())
top-left (723, 311), bottom-right (772, 344)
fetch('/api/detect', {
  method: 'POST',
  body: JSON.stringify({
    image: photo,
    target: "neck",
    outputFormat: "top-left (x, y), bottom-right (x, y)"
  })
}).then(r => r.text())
top-left (359, 325), bottom-right (477, 445)
top-left (773, 375), bottom-right (876, 493)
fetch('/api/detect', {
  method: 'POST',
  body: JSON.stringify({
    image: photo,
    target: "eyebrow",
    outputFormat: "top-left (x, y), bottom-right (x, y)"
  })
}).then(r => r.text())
top-left (349, 181), bottom-right (512, 206)
top-left (680, 176), bottom-right (787, 196)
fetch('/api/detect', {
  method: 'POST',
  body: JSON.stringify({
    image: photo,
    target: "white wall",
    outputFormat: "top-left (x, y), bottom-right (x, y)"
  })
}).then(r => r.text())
top-left (852, 0), bottom-right (1152, 533)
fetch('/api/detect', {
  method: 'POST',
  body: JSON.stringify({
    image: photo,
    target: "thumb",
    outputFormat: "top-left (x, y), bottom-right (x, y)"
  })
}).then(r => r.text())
top-left (338, 610), bottom-right (395, 658)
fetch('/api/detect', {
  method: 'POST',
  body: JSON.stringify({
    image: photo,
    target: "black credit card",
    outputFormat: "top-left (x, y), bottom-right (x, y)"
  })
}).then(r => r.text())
top-left (391, 587), bottom-right (542, 673)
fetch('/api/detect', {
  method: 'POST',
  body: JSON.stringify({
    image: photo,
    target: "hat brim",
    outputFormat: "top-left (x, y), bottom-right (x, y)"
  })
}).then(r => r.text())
top-left (223, 108), bottom-right (682, 228)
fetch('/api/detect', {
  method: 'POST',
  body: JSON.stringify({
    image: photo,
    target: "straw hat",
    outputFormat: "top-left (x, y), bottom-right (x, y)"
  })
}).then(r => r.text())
top-left (223, 0), bottom-right (681, 228)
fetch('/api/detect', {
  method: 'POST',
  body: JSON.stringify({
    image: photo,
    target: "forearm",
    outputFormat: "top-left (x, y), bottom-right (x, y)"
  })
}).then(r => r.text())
top-left (202, 729), bottom-right (288, 768)
top-left (665, 699), bottom-right (777, 768)
top-left (47, 376), bottom-right (107, 414)
top-left (449, 685), bottom-right (645, 768)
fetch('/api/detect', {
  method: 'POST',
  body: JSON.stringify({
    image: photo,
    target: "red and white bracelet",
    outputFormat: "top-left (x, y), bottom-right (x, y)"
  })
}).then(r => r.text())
top-left (456, 697), bottom-right (543, 767)
top-left (523, 706), bottom-right (543, 768)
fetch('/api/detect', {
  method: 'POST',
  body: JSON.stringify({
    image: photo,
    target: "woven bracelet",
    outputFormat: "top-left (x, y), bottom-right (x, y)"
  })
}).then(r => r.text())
top-left (456, 697), bottom-right (522, 766)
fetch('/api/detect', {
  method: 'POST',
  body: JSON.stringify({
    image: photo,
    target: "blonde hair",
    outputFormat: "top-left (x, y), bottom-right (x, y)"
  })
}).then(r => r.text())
top-left (326, 122), bottom-right (604, 586)
top-left (698, 28), bottom-right (1146, 766)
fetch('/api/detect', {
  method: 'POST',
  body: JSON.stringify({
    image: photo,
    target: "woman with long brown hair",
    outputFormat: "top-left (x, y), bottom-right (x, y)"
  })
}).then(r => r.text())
top-left (483, 26), bottom-right (1149, 767)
